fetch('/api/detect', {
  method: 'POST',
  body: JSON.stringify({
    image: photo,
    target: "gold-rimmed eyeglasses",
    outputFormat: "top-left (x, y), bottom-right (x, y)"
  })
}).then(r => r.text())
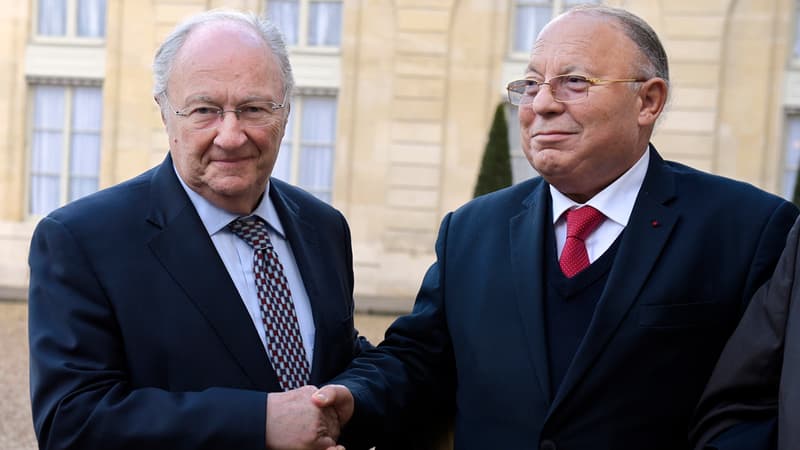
top-left (163, 91), bottom-right (288, 131)
top-left (506, 75), bottom-right (648, 105)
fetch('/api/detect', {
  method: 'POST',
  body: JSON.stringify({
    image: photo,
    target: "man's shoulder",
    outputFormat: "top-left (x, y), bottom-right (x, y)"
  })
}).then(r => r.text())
top-left (664, 159), bottom-right (788, 205)
top-left (455, 177), bottom-right (544, 215)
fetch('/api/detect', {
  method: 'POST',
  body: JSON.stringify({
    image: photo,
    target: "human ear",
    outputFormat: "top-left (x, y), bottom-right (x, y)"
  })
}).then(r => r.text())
top-left (637, 78), bottom-right (668, 127)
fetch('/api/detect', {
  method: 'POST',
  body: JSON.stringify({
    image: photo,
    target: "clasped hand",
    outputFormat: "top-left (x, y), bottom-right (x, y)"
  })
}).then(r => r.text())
top-left (265, 385), bottom-right (355, 450)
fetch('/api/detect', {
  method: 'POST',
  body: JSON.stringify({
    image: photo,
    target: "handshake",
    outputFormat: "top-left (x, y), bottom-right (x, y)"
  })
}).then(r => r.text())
top-left (265, 384), bottom-right (356, 450)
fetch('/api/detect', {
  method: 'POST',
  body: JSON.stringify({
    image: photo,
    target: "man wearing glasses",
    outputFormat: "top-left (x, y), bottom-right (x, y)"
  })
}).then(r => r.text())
top-left (28, 9), bottom-right (372, 450)
top-left (309, 4), bottom-right (798, 450)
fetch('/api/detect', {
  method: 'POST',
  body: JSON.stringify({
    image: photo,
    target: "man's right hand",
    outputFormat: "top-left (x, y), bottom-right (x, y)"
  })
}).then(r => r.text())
top-left (311, 385), bottom-right (355, 429)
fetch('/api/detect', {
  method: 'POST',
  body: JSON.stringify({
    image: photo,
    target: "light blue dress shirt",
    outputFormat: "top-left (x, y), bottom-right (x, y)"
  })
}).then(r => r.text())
top-left (175, 170), bottom-right (315, 366)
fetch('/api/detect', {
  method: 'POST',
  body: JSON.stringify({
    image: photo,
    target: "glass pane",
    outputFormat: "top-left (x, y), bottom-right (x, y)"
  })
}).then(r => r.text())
top-left (34, 86), bottom-right (66, 129)
top-left (267, 0), bottom-right (299, 45)
top-left (70, 133), bottom-right (100, 177)
top-left (72, 86), bottom-right (103, 131)
top-left (512, 5), bottom-right (552, 53)
top-left (78, 0), bottom-right (106, 37)
top-left (300, 97), bottom-right (336, 142)
top-left (30, 175), bottom-right (60, 216)
top-left (795, 2), bottom-right (800, 58)
top-left (308, 1), bottom-right (342, 46)
top-left (272, 112), bottom-right (294, 182)
top-left (69, 177), bottom-right (98, 202)
top-left (299, 96), bottom-right (336, 201)
top-left (299, 144), bottom-right (333, 192)
top-left (37, 0), bottom-right (67, 36)
top-left (783, 115), bottom-right (800, 198)
top-left (32, 131), bottom-right (64, 173)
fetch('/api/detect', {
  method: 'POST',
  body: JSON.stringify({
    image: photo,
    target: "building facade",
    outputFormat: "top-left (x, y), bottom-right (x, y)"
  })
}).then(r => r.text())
top-left (1, 0), bottom-right (800, 309)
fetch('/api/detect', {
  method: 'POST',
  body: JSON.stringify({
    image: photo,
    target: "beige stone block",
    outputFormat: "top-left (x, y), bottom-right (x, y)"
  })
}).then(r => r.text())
top-left (662, 153), bottom-right (713, 173)
top-left (389, 143), bottom-right (442, 165)
top-left (670, 86), bottom-right (718, 109)
top-left (662, 15), bottom-right (725, 38)
top-left (666, 39), bottom-right (722, 63)
top-left (395, 55), bottom-right (447, 78)
top-left (383, 208), bottom-right (438, 231)
top-left (395, 31), bottom-right (449, 55)
top-left (670, 62), bottom-right (721, 85)
top-left (392, 98), bottom-right (443, 121)
top-left (659, 110), bottom-right (717, 133)
top-left (386, 187), bottom-right (439, 209)
top-left (154, 3), bottom-right (206, 24)
top-left (394, 77), bottom-right (445, 100)
top-left (651, 132), bottom-right (714, 158)
top-left (662, 0), bottom-right (730, 14)
top-left (394, 0), bottom-right (454, 8)
top-left (382, 228), bottom-right (436, 256)
top-left (391, 121), bottom-right (442, 144)
top-left (396, 9), bottom-right (451, 33)
top-left (388, 164), bottom-right (440, 189)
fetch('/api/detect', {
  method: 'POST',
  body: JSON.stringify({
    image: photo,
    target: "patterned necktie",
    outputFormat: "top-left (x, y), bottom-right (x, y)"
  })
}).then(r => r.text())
top-left (559, 206), bottom-right (606, 278)
top-left (228, 216), bottom-right (310, 391)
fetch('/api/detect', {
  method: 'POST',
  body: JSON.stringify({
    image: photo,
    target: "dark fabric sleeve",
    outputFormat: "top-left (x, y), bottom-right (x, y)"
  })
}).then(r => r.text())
top-left (690, 216), bottom-right (800, 450)
top-left (28, 217), bottom-right (267, 450)
top-left (330, 213), bottom-right (457, 446)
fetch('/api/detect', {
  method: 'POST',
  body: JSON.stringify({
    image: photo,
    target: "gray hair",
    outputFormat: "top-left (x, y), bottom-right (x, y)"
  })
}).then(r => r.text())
top-left (565, 4), bottom-right (669, 85)
top-left (152, 9), bottom-right (294, 101)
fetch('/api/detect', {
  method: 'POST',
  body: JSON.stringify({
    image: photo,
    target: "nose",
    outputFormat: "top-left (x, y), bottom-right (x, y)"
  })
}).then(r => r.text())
top-left (213, 111), bottom-right (248, 149)
top-left (529, 83), bottom-right (564, 115)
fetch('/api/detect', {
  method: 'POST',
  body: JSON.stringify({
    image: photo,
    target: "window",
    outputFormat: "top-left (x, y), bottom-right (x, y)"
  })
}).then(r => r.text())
top-left (28, 84), bottom-right (103, 216)
top-left (36, 0), bottom-right (106, 38)
top-left (783, 113), bottom-right (800, 200)
top-left (272, 95), bottom-right (337, 202)
top-left (510, 0), bottom-right (599, 54)
top-left (266, 0), bottom-right (342, 48)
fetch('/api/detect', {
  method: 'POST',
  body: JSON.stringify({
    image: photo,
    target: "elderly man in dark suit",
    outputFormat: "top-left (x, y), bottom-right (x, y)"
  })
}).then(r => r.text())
top-left (28, 9), bottom-right (368, 450)
top-left (691, 216), bottom-right (800, 450)
top-left (308, 5), bottom-right (799, 450)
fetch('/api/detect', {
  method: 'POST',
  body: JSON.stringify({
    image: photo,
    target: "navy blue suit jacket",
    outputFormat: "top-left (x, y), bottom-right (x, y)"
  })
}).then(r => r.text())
top-left (28, 155), bottom-right (370, 449)
top-left (333, 148), bottom-right (799, 450)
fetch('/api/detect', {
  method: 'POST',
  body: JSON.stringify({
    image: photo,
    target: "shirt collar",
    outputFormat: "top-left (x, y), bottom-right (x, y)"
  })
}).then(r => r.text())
top-left (550, 146), bottom-right (650, 226)
top-left (173, 164), bottom-right (286, 239)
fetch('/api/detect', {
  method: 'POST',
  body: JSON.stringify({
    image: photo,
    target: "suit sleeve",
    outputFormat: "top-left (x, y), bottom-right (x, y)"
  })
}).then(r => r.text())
top-left (690, 215), bottom-right (800, 450)
top-left (28, 217), bottom-right (267, 450)
top-left (330, 213), bottom-right (456, 444)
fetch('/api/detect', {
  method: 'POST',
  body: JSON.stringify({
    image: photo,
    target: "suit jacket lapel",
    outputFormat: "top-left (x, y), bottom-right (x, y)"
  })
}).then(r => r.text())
top-left (146, 155), bottom-right (276, 390)
top-left (549, 148), bottom-right (679, 414)
top-left (267, 182), bottom-right (333, 384)
top-left (510, 182), bottom-right (553, 403)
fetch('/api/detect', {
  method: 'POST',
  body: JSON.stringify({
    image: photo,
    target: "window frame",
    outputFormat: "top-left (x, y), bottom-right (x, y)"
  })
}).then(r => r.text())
top-left (274, 92), bottom-right (338, 203)
top-left (264, 0), bottom-right (343, 53)
top-left (31, 0), bottom-right (106, 45)
top-left (508, 0), bottom-right (601, 60)
top-left (25, 81), bottom-right (104, 217)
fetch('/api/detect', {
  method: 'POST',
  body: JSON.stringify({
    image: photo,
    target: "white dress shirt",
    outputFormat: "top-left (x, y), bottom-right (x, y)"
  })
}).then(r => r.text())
top-left (551, 148), bottom-right (650, 263)
top-left (175, 169), bottom-right (315, 366)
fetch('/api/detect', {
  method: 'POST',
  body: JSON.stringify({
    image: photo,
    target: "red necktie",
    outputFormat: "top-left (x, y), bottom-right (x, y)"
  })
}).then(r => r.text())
top-left (228, 216), bottom-right (310, 391)
top-left (559, 206), bottom-right (606, 278)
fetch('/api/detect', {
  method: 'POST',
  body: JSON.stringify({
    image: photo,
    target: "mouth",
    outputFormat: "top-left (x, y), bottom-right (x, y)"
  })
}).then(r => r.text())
top-left (531, 130), bottom-right (575, 145)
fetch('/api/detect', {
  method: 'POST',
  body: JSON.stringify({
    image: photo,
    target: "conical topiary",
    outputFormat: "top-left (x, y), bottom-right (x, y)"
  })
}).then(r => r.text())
top-left (473, 102), bottom-right (513, 197)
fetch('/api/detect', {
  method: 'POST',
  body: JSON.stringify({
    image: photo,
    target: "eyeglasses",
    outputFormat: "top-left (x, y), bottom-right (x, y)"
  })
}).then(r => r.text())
top-left (164, 91), bottom-right (288, 130)
top-left (506, 75), bottom-right (647, 105)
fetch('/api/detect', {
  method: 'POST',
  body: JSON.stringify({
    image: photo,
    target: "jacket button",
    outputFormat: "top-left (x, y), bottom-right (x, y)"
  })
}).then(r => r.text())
top-left (540, 440), bottom-right (557, 450)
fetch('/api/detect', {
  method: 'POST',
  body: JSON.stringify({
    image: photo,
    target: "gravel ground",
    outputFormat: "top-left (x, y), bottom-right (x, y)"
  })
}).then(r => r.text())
top-left (0, 301), bottom-right (397, 450)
